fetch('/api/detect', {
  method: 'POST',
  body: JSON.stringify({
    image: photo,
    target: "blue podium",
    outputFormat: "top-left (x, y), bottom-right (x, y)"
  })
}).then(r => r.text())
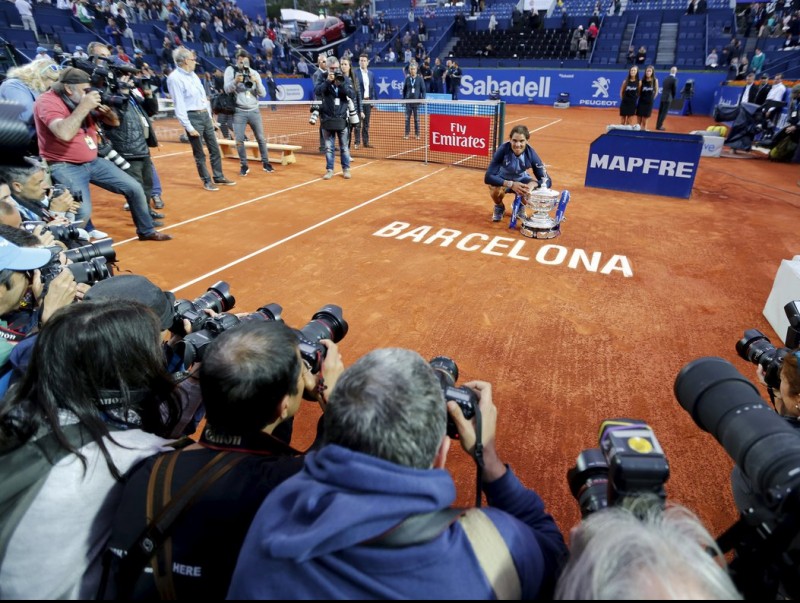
top-left (584, 130), bottom-right (703, 199)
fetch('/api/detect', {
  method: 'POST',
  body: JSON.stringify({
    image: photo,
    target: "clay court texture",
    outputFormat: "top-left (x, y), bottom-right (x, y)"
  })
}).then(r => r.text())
top-left (95, 103), bottom-right (799, 540)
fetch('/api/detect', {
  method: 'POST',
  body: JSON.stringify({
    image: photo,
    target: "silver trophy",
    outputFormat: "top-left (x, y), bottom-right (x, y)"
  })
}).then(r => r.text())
top-left (519, 186), bottom-right (569, 239)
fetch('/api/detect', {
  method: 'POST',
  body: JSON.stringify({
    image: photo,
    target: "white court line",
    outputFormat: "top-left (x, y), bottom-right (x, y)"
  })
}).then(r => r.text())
top-left (113, 161), bottom-right (378, 246)
top-left (453, 117), bottom-right (563, 166)
top-left (387, 144), bottom-right (426, 159)
top-left (170, 166), bottom-right (447, 293)
top-left (150, 150), bottom-right (192, 159)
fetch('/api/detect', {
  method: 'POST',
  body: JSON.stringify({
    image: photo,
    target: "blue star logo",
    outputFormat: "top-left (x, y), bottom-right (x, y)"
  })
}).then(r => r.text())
top-left (377, 77), bottom-right (391, 95)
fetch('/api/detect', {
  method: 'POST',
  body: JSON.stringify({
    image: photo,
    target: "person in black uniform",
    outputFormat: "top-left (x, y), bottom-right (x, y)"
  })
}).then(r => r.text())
top-left (656, 66), bottom-right (677, 130)
top-left (636, 65), bottom-right (659, 131)
top-left (403, 62), bottom-right (426, 139)
top-left (619, 65), bottom-right (640, 125)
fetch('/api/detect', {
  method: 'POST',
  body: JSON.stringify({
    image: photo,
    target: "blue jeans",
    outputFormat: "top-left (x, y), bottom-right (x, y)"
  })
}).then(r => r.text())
top-left (323, 128), bottom-right (350, 171)
top-left (233, 108), bottom-right (269, 167)
top-left (49, 158), bottom-right (156, 237)
top-left (151, 162), bottom-right (162, 196)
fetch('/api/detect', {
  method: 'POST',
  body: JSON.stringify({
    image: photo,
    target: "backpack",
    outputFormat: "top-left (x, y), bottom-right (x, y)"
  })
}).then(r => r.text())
top-left (0, 424), bottom-right (90, 567)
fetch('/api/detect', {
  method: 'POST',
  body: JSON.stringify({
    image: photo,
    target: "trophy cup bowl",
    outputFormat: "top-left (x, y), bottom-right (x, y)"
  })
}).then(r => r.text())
top-left (521, 187), bottom-right (562, 239)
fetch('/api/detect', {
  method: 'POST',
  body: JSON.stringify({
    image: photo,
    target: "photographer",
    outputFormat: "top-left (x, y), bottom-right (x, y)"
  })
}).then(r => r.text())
top-left (228, 348), bottom-right (567, 599)
top-left (554, 499), bottom-right (741, 599)
top-left (103, 70), bottom-right (167, 226)
top-left (103, 321), bottom-right (344, 599)
top-left (32, 68), bottom-right (171, 242)
top-left (314, 56), bottom-right (355, 181)
top-left (224, 49), bottom-right (273, 177)
top-left (731, 350), bottom-right (800, 523)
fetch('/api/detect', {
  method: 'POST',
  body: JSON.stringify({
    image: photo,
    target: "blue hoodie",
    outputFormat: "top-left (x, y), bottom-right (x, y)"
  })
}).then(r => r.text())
top-left (228, 445), bottom-right (567, 599)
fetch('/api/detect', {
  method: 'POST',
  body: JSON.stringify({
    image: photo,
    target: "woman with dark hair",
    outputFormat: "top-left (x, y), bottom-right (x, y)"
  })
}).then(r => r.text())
top-left (339, 56), bottom-right (362, 152)
top-left (636, 65), bottom-right (659, 130)
top-left (619, 65), bottom-right (640, 125)
top-left (0, 300), bottom-right (179, 599)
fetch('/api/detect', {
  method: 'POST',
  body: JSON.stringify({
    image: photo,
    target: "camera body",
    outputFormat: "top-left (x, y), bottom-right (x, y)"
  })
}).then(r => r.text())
top-left (293, 304), bottom-right (348, 374)
top-left (234, 66), bottom-right (254, 89)
top-left (332, 69), bottom-right (345, 84)
top-left (21, 220), bottom-right (84, 246)
top-left (170, 281), bottom-right (236, 336)
top-left (736, 302), bottom-right (800, 390)
top-left (429, 356), bottom-right (478, 438)
top-left (39, 253), bottom-right (112, 292)
top-left (567, 419), bottom-right (670, 518)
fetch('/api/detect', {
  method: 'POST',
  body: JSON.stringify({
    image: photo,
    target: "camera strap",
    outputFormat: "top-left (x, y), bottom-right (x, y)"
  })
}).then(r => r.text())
top-left (364, 507), bottom-right (521, 600)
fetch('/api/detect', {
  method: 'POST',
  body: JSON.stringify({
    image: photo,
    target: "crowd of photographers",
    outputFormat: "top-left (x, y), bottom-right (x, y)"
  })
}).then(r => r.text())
top-left (0, 189), bottom-right (797, 599)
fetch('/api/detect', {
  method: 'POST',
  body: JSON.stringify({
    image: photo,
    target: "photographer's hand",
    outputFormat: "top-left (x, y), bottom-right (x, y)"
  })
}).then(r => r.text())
top-left (40, 269), bottom-right (78, 324)
top-left (31, 225), bottom-right (55, 248)
top-left (448, 380), bottom-right (507, 482)
top-left (49, 190), bottom-right (78, 213)
top-left (318, 339), bottom-right (344, 402)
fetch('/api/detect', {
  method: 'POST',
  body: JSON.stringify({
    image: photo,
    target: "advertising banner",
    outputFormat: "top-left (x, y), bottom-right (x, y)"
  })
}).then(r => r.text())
top-left (429, 114), bottom-right (492, 155)
top-left (585, 130), bottom-right (703, 199)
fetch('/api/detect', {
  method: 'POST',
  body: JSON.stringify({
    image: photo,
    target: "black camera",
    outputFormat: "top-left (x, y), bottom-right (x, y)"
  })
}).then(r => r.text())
top-left (39, 255), bottom-right (112, 292)
top-left (235, 67), bottom-right (254, 89)
top-left (174, 303), bottom-right (283, 366)
top-left (21, 220), bottom-right (83, 245)
top-left (567, 419), bottom-right (670, 518)
top-left (674, 356), bottom-right (800, 599)
top-left (332, 69), bottom-right (345, 84)
top-left (62, 237), bottom-right (116, 264)
top-left (170, 281), bottom-right (236, 336)
top-left (294, 304), bottom-right (348, 374)
top-left (430, 356), bottom-right (478, 439)
top-left (309, 104), bottom-right (320, 125)
top-left (735, 301), bottom-right (800, 392)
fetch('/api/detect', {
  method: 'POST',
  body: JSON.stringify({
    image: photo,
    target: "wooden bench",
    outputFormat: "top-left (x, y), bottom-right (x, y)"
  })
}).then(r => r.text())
top-left (215, 139), bottom-right (302, 165)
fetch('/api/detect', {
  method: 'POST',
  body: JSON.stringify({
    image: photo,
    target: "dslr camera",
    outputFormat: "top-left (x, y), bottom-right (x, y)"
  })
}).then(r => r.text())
top-left (309, 104), bottom-right (320, 125)
top-left (38, 250), bottom-right (112, 293)
top-left (21, 220), bottom-right (84, 245)
top-left (429, 356), bottom-right (478, 438)
top-left (567, 419), bottom-right (670, 518)
top-left (675, 356), bottom-right (800, 599)
top-left (234, 66), bottom-right (254, 89)
top-left (170, 281), bottom-right (236, 337)
top-left (332, 69), bottom-right (345, 84)
top-left (735, 300), bottom-right (800, 389)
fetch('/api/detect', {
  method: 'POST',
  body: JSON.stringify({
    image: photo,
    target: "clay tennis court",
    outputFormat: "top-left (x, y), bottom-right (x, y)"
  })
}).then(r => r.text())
top-left (86, 103), bottom-right (799, 540)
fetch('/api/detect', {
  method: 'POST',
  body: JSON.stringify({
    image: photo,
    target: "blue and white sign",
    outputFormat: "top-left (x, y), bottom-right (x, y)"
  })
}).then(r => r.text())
top-left (585, 130), bottom-right (704, 199)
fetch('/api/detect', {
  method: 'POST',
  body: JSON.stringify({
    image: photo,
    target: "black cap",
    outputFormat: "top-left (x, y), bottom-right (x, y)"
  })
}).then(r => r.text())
top-left (84, 274), bottom-right (176, 331)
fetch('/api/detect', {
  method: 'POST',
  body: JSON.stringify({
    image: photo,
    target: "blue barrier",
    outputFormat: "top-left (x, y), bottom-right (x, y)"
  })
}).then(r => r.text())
top-left (585, 130), bottom-right (703, 199)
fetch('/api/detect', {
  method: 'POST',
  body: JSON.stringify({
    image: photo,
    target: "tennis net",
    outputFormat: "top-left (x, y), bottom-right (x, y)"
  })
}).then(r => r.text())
top-left (154, 99), bottom-right (506, 170)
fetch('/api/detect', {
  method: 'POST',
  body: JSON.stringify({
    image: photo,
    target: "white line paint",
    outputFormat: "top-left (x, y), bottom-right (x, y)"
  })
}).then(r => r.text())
top-left (170, 167), bottom-right (447, 293)
top-left (113, 161), bottom-right (379, 246)
top-left (150, 150), bottom-right (192, 159)
top-left (387, 144), bottom-right (426, 159)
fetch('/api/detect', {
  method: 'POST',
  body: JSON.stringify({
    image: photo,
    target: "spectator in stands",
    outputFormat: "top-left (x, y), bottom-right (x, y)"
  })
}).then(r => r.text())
top-left (132, 48), bottom-right (144, 69)
top-left (228, 347), bottom-right (567, 600)
top-left (105, 17), bottom-right (124, 47)
top-left (737, 56), bottom-right (749, 80)
top-left (168, 48), bottom-right (235, 192)
top-left (199, 22), bottom-right (215, 57)
top-left (0, 58), bottom-right (60, 154)
top-left (76, 0), bottom-right (95, 31)
top-left (765, 72), bottom-right (787, 126)
top-left (225, 49), bottom-right (272, 177)
top-left (418, 18), bottom-right (427, 42)
top-left (0, 299), bottom-right (180, 599)
top-left (626, 45), bottom-right (636, 65)
top-left (727, 56), bottom-right (740, 81)
top-left (488, 11), bottom-right (497, 33)
top-left (578, 35), bottom-right (589, 59)
top-left (554, 501), bottom-right (741, 599)
top-left (385, 47), bottom-right (396, 63)
top-left (751, 47), bottom-right (765, 75)
top-left (570, 25), bottom-right (583, 57)
top-left (160, 38), bottom-right (173, 67)
top-left (213, 15), bottom-right (224, 35)
top-left (115, 44), bottom-right (131, 64)
top-left (34, 67), bottom-right (170, 241)
top-left (764, 84), bottom-right (800, 157)
top-left (740, 72), bottom-right (757, 105)
top-left (73, 45), bottom-right (88, 59)
top-left (754, 72), bottom-right (771, 105)
top-left (353, 54), bottom-right (375, 149)
top-left (637, 65), bottom-right (658, 131)
top-left (587, 22), bottom-right (598, 48)
top-left (485, 124), bottom-right (551, 223)
top-left (656, 66), bottom-right (678, 130)
top-left (619, 65), bottom-right (640, 126)
top-left (14, 0), bottom-right (38, 40)
top-left (102, 320), bottom-right (343, 600)
top-left (34, 47), bottom-right (49, 61)
top-left (636, 45), bottom-right (647, 66)
top-left (218, 38), bottom-right (230, 61)
top-left (686, 0), bottom-right (696, 15)
top-left (296, 57), bottom-right (310, 78)
top-left (705, 47), bottom-right (719, 69)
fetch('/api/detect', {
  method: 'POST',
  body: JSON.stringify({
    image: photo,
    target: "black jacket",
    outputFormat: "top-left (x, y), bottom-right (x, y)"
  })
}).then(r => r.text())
top-left (314, 77), bottom-right (355, 124)
top-left (661, 74), bottom-right (678, 103)
top-left (105, 92), bottom-right (158, 160)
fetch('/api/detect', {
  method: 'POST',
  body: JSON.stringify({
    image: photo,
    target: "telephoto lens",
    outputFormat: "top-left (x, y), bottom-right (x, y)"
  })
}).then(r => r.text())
top-left (429, 355), bottom-right (478, 438)
top-left (295, 304), bottom-right (348, 373)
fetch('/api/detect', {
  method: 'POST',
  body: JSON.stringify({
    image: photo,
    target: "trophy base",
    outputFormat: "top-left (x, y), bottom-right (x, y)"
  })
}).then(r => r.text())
top-left (520, 224), bottom-right (562, 239)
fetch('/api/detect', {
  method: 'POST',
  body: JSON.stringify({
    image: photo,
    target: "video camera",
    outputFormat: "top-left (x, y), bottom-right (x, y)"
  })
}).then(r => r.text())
top-left (429, 356), bottom-right (478, 438)
top-left (175, 301), bottom-right (348, 369)
top-left (567, 419), bottom-right (670, 518)
top-left (736, 300), bottom-right (800, 390)
top-left (674, 356), bottom-right (800, 599)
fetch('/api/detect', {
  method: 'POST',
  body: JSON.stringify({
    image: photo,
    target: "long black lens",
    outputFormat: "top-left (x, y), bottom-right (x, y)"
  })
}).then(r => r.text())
top-left (66, 257), bottom-right (111, 285)
top-left (195, 281), bottom-right (236, 314)
top-left (63, 238), bottom-right (116, 263)
top-left (299, 304), bottom-right (348, 344)
top-left (675, 357), bottom-right (800, 506)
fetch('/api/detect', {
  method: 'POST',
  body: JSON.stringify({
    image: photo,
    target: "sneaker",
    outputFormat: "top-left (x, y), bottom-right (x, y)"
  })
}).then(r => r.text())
top-left (263, 163), bottom-right (274, 173)
top-left (151, 195), bottom-right (164, 209)
top-left (203, 181), bottom-right (219, 191)
top-left (322, 170), bottom-right (334, 180)
top-left (240, 166), bottom-right (250, 177)
top-left (403, 135), bottom-right (409, 140)
top-left (492, 203), bottom-right (505, 222)
top-left (122, 203), bottom-right (130, 211)
top-left (88, 229), bottom-right (108, 240)
top-left (343, 169), bottom-right (352, 179)
top-left (150, 210), bottom-right (165, 219)
top-left (354, 143), bottom-right (360, 150)
top-left (213, 178), bottom-right (236, 186)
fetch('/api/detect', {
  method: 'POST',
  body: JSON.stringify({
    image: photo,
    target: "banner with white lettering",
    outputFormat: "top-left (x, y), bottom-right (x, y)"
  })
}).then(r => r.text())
top-left (429, 114), bottom-right (491, 155)
top-left (585, 130), bottom-right (703, 199)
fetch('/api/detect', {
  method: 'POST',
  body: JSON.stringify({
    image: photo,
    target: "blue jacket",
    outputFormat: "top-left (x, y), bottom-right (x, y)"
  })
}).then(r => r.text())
top-left (228, 445), bottom-right (567, 599)
top-left (484, 142), bottom-right (550, 188)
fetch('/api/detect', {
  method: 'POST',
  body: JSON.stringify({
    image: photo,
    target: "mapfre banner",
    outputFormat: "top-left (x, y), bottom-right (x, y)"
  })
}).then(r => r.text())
top-left (429, 114), bottom-right (491, 156)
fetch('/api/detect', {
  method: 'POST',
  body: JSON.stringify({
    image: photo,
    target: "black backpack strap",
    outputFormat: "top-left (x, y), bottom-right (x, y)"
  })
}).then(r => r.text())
top-left (363, 507), bottom-right (466, 548)
top-left (114, 450), bottom-right (246, 600)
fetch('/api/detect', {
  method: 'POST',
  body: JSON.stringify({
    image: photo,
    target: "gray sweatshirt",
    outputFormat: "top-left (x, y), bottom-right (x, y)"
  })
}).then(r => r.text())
top-left (223, 65), bottom-right (266, 111)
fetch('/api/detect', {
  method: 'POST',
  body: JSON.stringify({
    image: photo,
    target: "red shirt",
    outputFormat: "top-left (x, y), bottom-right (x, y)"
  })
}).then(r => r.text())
top-left (33, 89), bottom-right (99, 164)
